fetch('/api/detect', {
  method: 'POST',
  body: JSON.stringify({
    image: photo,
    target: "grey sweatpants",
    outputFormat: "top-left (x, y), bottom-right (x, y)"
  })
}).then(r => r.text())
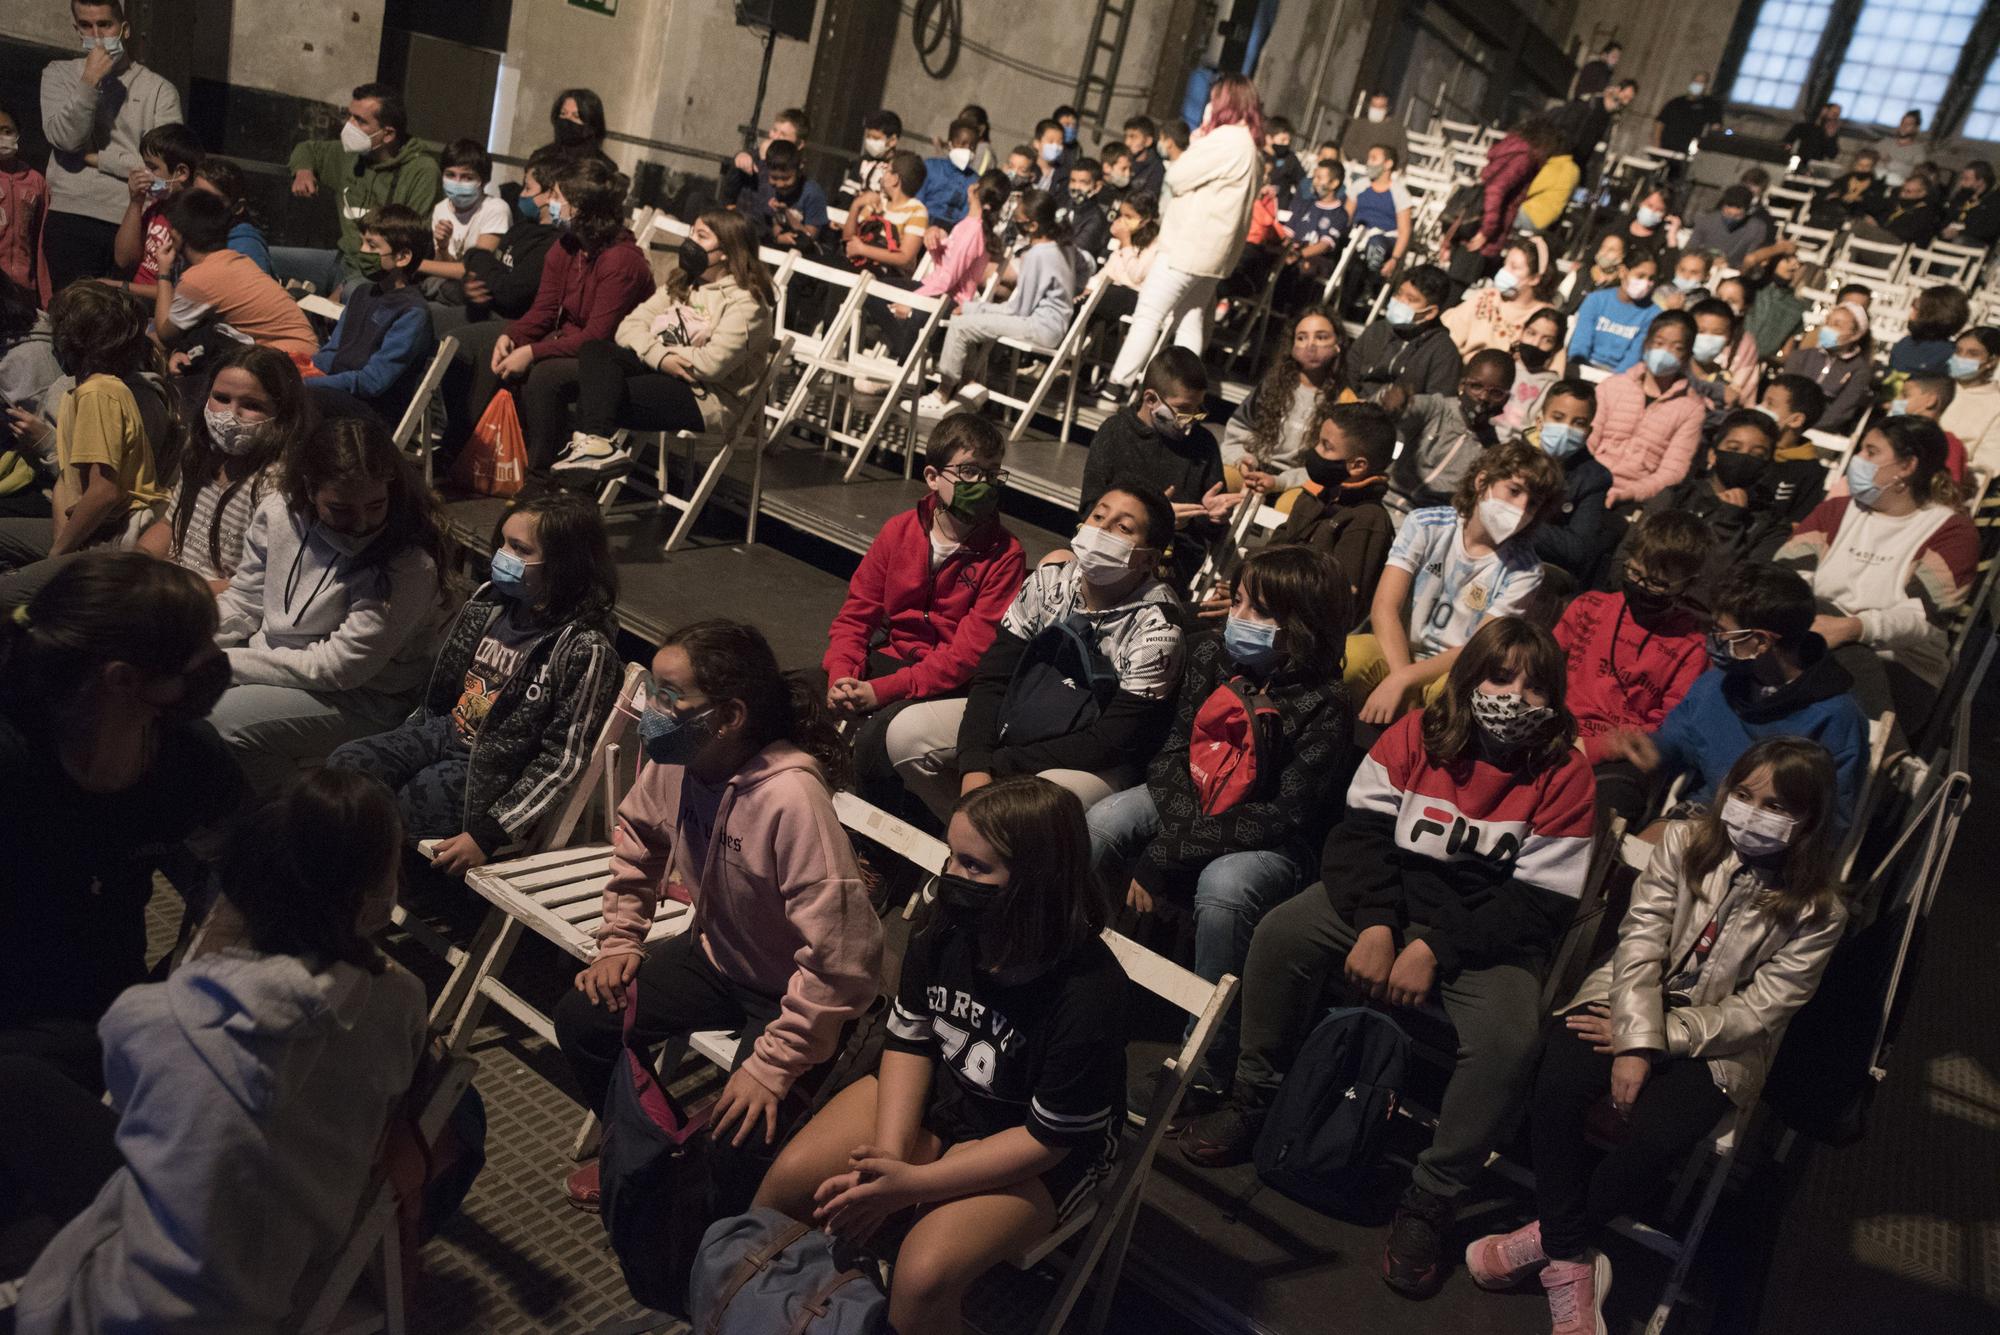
top-left (1232, 887), bottom-right (1545, 1199)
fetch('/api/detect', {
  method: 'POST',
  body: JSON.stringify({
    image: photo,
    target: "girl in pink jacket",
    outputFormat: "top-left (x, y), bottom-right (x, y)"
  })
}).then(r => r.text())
top-left (554, 619), bottom-right (883, 1209)
top-left (1587, 310), bottom-right (1706, 507)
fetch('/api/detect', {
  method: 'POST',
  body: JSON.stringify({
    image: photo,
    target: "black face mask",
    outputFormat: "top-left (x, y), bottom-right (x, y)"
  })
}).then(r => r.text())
top-left (158, 654), bottom-right (232, 723)
top-left (1622, 579), bottom-right (1679, 624)
top-left (936, 871), bottom-right (1007, 916)
top-left (1517, 343), bottom-right (1555, 372)
top-left (1711, 451), bottom-right (1767, 491)
top-left (677, 237), bottom-right (712, 281)
top-left (554, 119), bottom-right (593, 147)
top-left (1270, 143), bottom-right (1293, 159)
top-left (1305, 452), bottom-right (1348, 489)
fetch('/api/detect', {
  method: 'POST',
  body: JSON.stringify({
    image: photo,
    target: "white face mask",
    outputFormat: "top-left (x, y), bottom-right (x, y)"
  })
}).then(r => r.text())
top-left (1720, 796), bottom-right (1797, 859)
top-left (1070, 524), bottom-right (1142, 585)
top-left (863, 135), bottom-right (888, 158)
top-left (1477, 495), bottom-right (1526, 543)
top-left (203, 406), bottom-right (263, 457)
top-left (948, 146), bottom-right (974, 171)
top-left (0, 134), bottom-right (17, 158)
top-left (340, 120), bottom-right (378, 155)
top-left (1366, 106), bottom-right (1388, 123)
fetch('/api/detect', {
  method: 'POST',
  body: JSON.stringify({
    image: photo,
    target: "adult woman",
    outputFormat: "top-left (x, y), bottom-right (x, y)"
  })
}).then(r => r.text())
top-left (1105, 74), bottom-right (1265, 396)
top-left (544, 87), bottom-right (616, 171)
top-left (1457, 116), bottom-right (1560, 269)
top-left (552, 209), bottom-right (774, 479)
top-left (1588, 311), bottom-right (1706, 506)
top-left (1220, 306), bottom-right (1347, 501)
top-left (1780, 303), bottom-right (1873, 434)
top-left (1610, 186), bottom-right (1678, 252)
top-left (1938, 326), bottom-right (2000, 471)
top-left (1776, 415), bottom-right (1977, 735)
top-left (0, 554), bottom-right (245, 1091)
top-left (1444, 237), bottom-right (1556, 358)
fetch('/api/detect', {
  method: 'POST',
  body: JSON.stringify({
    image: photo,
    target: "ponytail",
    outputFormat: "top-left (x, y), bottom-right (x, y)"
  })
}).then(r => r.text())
top-left (664, 619), bottom-right (854, 790)
top-left (783, 671), bottom-right (853, 791)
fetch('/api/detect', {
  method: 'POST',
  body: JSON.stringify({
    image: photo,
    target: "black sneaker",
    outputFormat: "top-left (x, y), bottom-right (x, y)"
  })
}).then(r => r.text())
top-left (1382, 1184), bottom-right (1455, 1299)
top-left (1180, 1099), bottom-right (1264, 1168)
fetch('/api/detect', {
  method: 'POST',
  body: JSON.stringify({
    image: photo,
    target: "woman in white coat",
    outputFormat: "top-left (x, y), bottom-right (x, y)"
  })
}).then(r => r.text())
top-left (1106, 74), bottom-right (1265, 394)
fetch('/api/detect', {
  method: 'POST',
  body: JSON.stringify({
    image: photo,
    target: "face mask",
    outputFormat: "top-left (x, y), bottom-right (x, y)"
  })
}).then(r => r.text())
top-left (1846, 455), bottom-right (1886, 507)
top-left (1492, 268), bottom-right (1520, 296)
top-left (863, 135), bottom-right (888, 158)
top-left (1366, 106), bottom-right (1388, 123)
top-left (488, 547), bottom-right (542, 600)
top-left (1622, 578), bottom-right (1678, 622)
top-left (203, 406), bottom-right (262, 456)
top-left (1538, 420), bottom-right (1584, 459)
top-left (1069, 188), bottom-right (1093, 209)
top-left (1594, 250), bottom-right (1619, 270)
top-left (944, 478), bottom-right (1000, 524)
top-left (1689, 82), bottom-right (1707, 97)
top-left (547, 197), bottom-right (568, 227)
top-left (1105, 170), bottom-right (1130, 189)
top-left (1270, 143), bottom-right (1293, 160)
top-left (555, 119), bottom-right (593, 147)
top-left (1518, 342), bottom-right (1554, 372)
top-left (1470, 690), bottom-right (1555, 747)
top-left (1385, 297), bottom-right (1417, 330)
top-left (1040, 142), bottom-right (1063, 164)
top-left (0, 134), bottom-right (17, 158)
top-left (1706, 628), bottom-right (1763, 672)
top-left (1712, 450), bottom-right (1767, 490)
top-left (443, 179), bottom-right (483, 205)
top-left (1636, 206), bottom-right (1665, 228)
top-left (83, 35), bottom-right (123, 56)
top-left (637, 702), bottom-right (715, 766)
top-left (1888, 398), bottom-right (1910, 417)
top-left (677, 237), bottom-right (714, 281)
top-left (1723, 212), bottom-right (1746, 230)
top-left (1624, 275), bottom-right (1654, 302)
top-left (1477, 495), bottom-right (1525, 543)
top-left (1948, 353), bottom-right (1981, 381)
top-left (156, 654), bottom-right (232, 723)
top-left (1367, 162), bottom-right (1389, 181)
top-left (340, 120), bottom-right (377, 155)
top-left (516, 193), bottom-right (542, 222)
top-left (1063, 123), bottom-right (1078, 145)
top-left (1673, 275), bottom-right (1701, 293)
top-left (1145, 397), bottom-right (1186, 440)
top-left (1224, 616), bottom-right (1282, 670)
top-left (1693, 331), bottom-right (1727, 364)
top-left (1643, 346), bottom-right (1683, 380)
top-left (1817, 325), bottom-right (1842, 351)
top-left (1010, 170), bottom-right (1034, 189)
top-left (949, 146), bottom-right (974, 171)
top-left (1720, 796), bottom-right (1797, 860)
top-left (146, 177), bottom-right (171, 200)
top-left (1305, 452), bottom-right (1349, 488)
top-left (317, 522), bottom-right (383, 559)
top-left (1071, 524), bottom-right (1140, 584)
top-left (936, 870), bottom-right (1007, 915)
top-left (1461, 388), bottom-right (1498, 424)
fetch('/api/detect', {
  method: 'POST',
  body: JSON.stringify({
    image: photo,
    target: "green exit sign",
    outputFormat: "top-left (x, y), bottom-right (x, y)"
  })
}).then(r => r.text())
top-left (569, 0), bottom-right (617, 14)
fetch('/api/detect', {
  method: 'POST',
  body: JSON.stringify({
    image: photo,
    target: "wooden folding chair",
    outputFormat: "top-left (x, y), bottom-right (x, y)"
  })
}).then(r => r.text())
top-left (392, 336), bottom-right (458, 487)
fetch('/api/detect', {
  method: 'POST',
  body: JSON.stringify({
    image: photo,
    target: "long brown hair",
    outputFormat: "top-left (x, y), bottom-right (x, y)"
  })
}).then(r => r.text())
top-left (1421, 616), bottom-right (1577, 774)
top-left (487, 490), bottom-right (619, 629)
top-left (282, 414), bottom-right (447, 575)
top-left (1682, 737), bottom-right (1840, 921)
top-left (1234, 544), bottom-right (1352, 679)
top-left (950, 777), bottom-right (1107, 974)
top-left (1246, 307), bottom-right (1344, 458)
top-left (667, 208), bottom-right (774, 308)
top-left (555, 156), bottom-right (631, 253)
top-left (173, 345), bottom-right (313, 576)
top-left (662, 619), bottom-right (850, 789)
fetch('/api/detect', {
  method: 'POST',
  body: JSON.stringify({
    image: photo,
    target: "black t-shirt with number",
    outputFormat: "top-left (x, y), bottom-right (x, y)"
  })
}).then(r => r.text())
top-left (886, 915), bottom-right (1127, 1164)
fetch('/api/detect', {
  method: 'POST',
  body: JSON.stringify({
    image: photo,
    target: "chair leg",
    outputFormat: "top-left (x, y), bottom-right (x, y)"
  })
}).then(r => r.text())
top-left (1649, 1143), bottom-right (1736, 1335)
top-left (437, 915), bottom-right (526, 1055)
top-left (663, 437), bottom-right (738, 554)
top-left (1083, 1193), bottom-right (1143, 1334)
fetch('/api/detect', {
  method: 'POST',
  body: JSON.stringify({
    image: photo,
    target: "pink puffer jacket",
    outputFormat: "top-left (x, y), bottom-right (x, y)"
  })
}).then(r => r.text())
top-left (1587, 366), bottom-right (1707, 504)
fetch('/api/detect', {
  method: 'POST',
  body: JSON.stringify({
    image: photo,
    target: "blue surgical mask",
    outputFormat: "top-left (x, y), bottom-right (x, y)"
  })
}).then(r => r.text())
top-left (443, 179), bottom-right (484, 206)
top-left (1847, 455), bottom-right (1885, 507)
top-left (1223, 616), bottom-right (1282, 670)
top-left (637, 701), bottom-right (715, 767)
top-left (1385, 297), bottom-right (1416, 328)
top-left (1491, 268), bottom-right (1519, 295)
top-left (1637, 205), bottom-right (1665, 227)
top-left (1040, 142), bottom-right (1063, 164)
top-left (488, 547), bottom-right (541, 599)
top-left (1888, 398), bottom-right (1910, 416)
top-left (1948, 353), bottom-right (1981, 381)
top-left (82, 34), bottom-right (124, 55)
top-left (547, 197), bottom-right (567, 227)
top-left (1693, 332), bottom-right (1727, 363)
top-left (1673, 274), bottom-right (1700, 292)
top-left (516, 193), bottom-right (541, 222)
top-left (1817, 325), bottom-right (1841, 351)
top-left (146, 177), bottom-right (170, 200)
top-left (1643, 346), bottom-right (1683, 380)
top-left (1538, 420), bottom-right (1585, 459)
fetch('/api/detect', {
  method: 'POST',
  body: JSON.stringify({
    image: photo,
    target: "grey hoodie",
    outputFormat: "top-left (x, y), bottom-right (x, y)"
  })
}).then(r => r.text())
top-left (16, 949), bottom-right (425, 1334)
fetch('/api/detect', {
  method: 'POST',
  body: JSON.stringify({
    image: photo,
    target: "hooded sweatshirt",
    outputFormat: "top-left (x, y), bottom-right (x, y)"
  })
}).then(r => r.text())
top-left (16, 949), bottom-right (425, 1333)
top-left (593, 742), bottom-right (883, 1097)
top-left (1553, 590), bottom-right (1708, 765)
top-left (1347, 317), bottom-right (1464, 399)
top-left (284, 135), bottom-right (443, 280)
top-left (215, 491), bottom-right (443, 698)
top-left (505, 229), bottom-right (655, 362)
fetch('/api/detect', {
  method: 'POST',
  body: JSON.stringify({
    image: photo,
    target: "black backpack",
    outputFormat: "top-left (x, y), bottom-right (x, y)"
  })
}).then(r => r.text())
top-left (997, 613), bottom-right (1120, 747)
top-left (1254, 1007), bottom-right (1410, 1210)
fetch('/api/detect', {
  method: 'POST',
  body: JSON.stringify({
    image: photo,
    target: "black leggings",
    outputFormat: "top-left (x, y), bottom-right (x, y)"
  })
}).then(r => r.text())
top-left (0, 1054), bottom-right (122, 1276)
top-left (1529, 1014), bottom-right (1733, 1261)
top-left (574, 341), bottom-right (707, 440)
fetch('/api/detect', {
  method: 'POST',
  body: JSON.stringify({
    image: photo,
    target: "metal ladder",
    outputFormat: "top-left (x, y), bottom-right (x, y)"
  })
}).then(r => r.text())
top-left (1073, 0), bottom-right (1136, 130)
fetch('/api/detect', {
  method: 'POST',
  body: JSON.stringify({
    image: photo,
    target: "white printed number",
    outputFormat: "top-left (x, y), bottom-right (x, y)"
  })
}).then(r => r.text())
top-left (932, 1019), bottom-right (998, 1090)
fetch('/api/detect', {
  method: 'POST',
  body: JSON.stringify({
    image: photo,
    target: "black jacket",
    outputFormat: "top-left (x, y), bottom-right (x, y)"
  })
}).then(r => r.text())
top-left (1079, 407), bottom-right (1225, 589)
top-left (1946, 187), bottom-right (2000, 246)
top-left (1346, 318), bottom-right (1463, 400)
top-left (463, 218), bottom-right (559, 320)
top-left (1723, 633), bottom-right (1854, 724)
top-left (1273, 478), bottom-right (1396, 610)
top-left (1532, 451), bottom-right (1615, 581)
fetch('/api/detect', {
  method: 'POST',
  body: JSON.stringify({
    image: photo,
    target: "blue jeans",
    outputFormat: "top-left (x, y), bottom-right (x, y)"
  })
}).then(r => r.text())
top-left (1086, 785), bottom-right (1309, 1075)
top-left (326, 712), bottom-right (472, 842)
top-left (268, 245), bottom-right (363, 299)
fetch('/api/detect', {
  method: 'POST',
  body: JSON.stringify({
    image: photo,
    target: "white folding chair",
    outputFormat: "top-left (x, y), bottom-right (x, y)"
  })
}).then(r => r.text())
top-left (1831, 234), bottom-right (1907, 284)
top-left (391, 336), bottom-right (458, 486)
top-left (1783, 223), bottom-right (1838, 268)
top-left (992, 272), bottom-right (1113, 444)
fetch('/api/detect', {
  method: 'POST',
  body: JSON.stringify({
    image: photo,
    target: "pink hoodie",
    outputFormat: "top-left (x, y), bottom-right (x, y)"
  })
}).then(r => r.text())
top-left (1587, 364), bottom-right (1706, 504)
top-left (594, 742), bottom-right (883, 1096)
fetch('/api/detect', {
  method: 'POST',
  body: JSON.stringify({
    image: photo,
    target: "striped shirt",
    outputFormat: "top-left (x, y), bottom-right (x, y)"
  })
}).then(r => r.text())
top-left (167, 467), bottom-right (275, 583)
top-left (1387, 507), bottom-right (1544, 659)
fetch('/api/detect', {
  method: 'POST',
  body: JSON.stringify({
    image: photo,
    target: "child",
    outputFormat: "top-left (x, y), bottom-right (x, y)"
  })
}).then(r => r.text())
top-left (736, 139), bottom-right (829, 252)
top-left (1657, 248), bottom-right (1714, 308)
top-left (420, 137), bottom-right (509, 297)
top-left (823, 413), bottom-right (1026, 809)
top-left (846, 108), bottom-right (901, 199)
top-left (111, 121), bottom-right (200, 295)
top-left (1100, 142), bottom-right (1135, 200)
top-left (554, 620), bottom-right (883, 1205)
top-left (1061, 157), bottom-right (1112, 260)
top-left (1598, 563), bottom-right (1867, 834)
top-left (10, 767), bottom-right (426, 1332)
top-left (309, 204), bottom-right (436, 422)
top-left (1554, 510), bottom-right (1710, 824)
top-left (1443, 239), bottom-right (1554, 358)
top-left (152, 189), bottom-right (320, 362)
top-left (1348, 439), bottom-right (1561, 723)
top-left (1079, 347), bottom-right (1234, 589)
top-left (1277, 159), bottom-right (1350, 307)
top-left (138, 344), bottom-right (309, 590)
top-left (1526, 377), bottom-right (1614, 580)
top-left (1345, 144), bottom-right (1413, 283)
top-left (918, 117), bottom-right (982, 230)
top-left (1185, 616), bottom-right (1595, 1301)
top-left (754, 777), bottom-right (1122, 1334)
top-left (1566, 247), bottom-right (1662, 373)
top-left (1222, 307), bottom-right (1348, 506)
top-left (919, 190), bottom-right (1078, 418)
top-left (1624, 409), bottom-right (1785, 593)
top-left (1939, 326), bottom-right (2000, 472)
top-left (460, 147), bottom-right (563, 322)
top-left (1031, 118), bottom-right (1067, 191)
top-left (1125, 114), bottom-right (1166, 197)
top-left (1384, 347), bottom-right (1515, 518)
top-left (886, 484), bottom-right (1186, 820)
top-left (1888, 284), bottom-right (1969, 376)
top-left (1588, 310), bottom-right (1705, 506)
top-left (1893, 372), bottom-right (1967, 481)
top-left (208, 414), bottom-right (446, 793)
top-left (1494, 307), bottom-right (1567, 444)
top-left (1742, 245), bottom-right (1811, 361)
top-left (842, 151), bottom-right (928, 278)
top-left (0, 284), bottom-right (171, 569)
top-left (1686, 297), bottom-right (1755, 410)
top-left (329, 492), bottom-right (621, 876)
top-left (190, 156), bottom-right (273, 276)
top-left (1090, 545), bottom-right (1356, 1079)
top-left (1472, 737), bottom-right (1844, 1334)
top-left (1563, 233), bottom-right (1626, 317)
top-left (1752, 372), bottom-right (1830, 533)
top-left (0, 103), bottom-right (50, 305)
top-left (1345, 263), bottom-right (1461, 399)
top-left (1097, 191), bottom-right (1160, 326)
top-left (1781, 301), bottom-right (1873, 434)
top-left (1264, 400), bottom-right (1399, 608)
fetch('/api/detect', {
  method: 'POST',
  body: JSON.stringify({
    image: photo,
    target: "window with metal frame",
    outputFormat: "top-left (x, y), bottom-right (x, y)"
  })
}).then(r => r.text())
top-left (1830, 0), bottom-right (1979, 127)
top-left (1962, 45), bottom-right (2000, 141)
top-left (1731, 0), bottom-right (1838, 110)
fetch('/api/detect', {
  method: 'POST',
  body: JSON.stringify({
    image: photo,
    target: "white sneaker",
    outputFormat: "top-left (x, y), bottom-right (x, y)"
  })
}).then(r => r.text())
top-left (852, 376), bottom-right (890, 396)
top-left (956, 382), bottom-right (990, 408)
top-left (914, 392), bottom-right (957, 420)
top-left (550, 432), bottom-right (630, 477)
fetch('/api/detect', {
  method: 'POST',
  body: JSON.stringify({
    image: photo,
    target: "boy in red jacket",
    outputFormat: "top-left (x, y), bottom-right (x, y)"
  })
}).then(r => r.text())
top-left (824, 412), bottom-right (1026, 809)
top-left (1553, 508), bottom-right (1709, 825)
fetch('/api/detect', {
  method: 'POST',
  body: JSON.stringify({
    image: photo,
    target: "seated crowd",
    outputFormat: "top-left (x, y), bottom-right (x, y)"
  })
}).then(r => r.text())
top-left (0, 19), bottom-right (1989, 1335)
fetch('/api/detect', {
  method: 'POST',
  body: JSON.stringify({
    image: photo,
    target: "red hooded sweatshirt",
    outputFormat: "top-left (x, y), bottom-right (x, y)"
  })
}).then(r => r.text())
top-left (505, 228), bottom-right (654, 360)
top-left (823, 494), bottom-right (1027, 707)
top-left (1475, 133), bottom-right (1546, 256)
top-left (1553, 590), bottom-right (1707, 766)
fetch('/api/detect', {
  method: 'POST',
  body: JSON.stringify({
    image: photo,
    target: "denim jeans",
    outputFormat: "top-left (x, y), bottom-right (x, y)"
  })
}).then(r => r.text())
top-left (268, 245), bottom-right (363, 299)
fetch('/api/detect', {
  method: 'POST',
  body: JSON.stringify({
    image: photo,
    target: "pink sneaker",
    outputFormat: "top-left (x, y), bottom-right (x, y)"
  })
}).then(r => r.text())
top-left (1465, 1219), bottom-right (1546, 1290)
top-left (1540, 1253), bottom-right (1612, 1335)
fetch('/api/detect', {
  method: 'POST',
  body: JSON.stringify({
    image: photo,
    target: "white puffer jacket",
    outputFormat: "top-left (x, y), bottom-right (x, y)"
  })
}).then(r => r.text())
top-left (1156, 123), bottom-right (1263, 279)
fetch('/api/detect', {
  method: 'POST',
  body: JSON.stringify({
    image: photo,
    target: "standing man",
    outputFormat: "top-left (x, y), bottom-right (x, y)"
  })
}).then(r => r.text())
top-left (1550, 80), bottom-right (1637, 178)
top-left (279, 83), bottom-right (440, 299)
top-left (1573, 42), bottom-right (1621, 99)
top-left (1653, 72), bottom-right (1721, 156)
top-left (39, 0), bottom-right (183, 292)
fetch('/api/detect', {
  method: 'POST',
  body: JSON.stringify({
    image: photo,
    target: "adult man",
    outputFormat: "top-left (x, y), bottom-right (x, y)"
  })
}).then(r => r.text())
top-left (1784, 102), bottom-right (1843, 166)
top-left (1943, 162), bottom-right (2000, 246)
top-left (1653, 73), bottom-right (1720, 155)
top-left (1808, 149), bottom-right (1886, 228)
top-left (1549, 80), bottom-right (1636, 174)
top-left (1574, 42), bottom-right (1621, 98)
top-left (1681, 185), bottom-right (1771, 269)
top-left (1875, 173), bottom-right (1942, 246)
top-left (39, 0), bottom-right (183, 291)
top-left (1340, 91), bottom-right (1407, 176)
top-left (280, 82), bottom-right (440, 298)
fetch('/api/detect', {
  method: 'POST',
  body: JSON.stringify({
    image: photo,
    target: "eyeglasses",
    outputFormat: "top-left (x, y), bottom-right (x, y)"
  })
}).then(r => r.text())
top-left (1160, 406), bottom-right (1208, 427)
top-left (941, 465), bottom-right (1011, 485)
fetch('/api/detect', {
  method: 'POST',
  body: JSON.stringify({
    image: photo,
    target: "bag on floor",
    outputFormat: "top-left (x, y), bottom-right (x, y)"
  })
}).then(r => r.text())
top-left (689, 1207), bottom-right (889, 1334)
top-left (451, 389), bottom-right (528, 497)
top-left (1254, 1006), bottom-right (1410, 1209)
top-left (998, 613), bottom-right (1120, 747)
top-left (599, 982), bottom-right (714, 1314)
top-left (1188, 677), bottom-right (1282, 815)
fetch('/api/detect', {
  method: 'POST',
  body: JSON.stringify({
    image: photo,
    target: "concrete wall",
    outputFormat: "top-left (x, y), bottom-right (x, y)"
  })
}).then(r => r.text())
top-left (188, 0), bottom-right (385, 97)
top-left (1251, 0), bottom-right (1376, 145)
top-left (1562, 1), bottom-right (1745, 159)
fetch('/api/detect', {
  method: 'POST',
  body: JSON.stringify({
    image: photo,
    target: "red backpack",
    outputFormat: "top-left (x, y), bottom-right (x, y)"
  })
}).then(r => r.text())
top-left (1188, 678), bottom-right (1282, 815)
